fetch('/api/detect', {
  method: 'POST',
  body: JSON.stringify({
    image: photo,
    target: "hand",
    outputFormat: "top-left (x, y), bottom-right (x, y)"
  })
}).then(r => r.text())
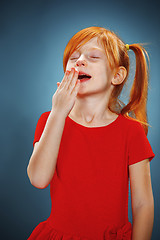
top-left (51, 68), bottom-right (80, 117)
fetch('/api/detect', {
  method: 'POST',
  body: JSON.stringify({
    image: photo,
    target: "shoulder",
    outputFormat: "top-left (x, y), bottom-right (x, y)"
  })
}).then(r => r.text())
top-left (41, 110), bottom-right (51, 116)
top-left (36, 111), bottom-right (51, 125)
top-left (120, 114), bottom-right (140, 125)
top-left (119, 114), bottom-right (146, 142)
top-left (39, 110), bottom-right (51, 119)
top-left (120, 114), bottom-right (143, 131)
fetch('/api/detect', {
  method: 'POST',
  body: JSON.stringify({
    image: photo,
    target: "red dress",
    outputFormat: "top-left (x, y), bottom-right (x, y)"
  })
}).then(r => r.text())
top-left (27, 111), bottom-right (155, 240)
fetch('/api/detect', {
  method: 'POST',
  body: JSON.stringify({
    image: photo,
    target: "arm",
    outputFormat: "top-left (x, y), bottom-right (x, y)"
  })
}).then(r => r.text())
top-left (27, 110), bottom-right (67, 189)
top-left (129, 159), bottom-right (154, 240)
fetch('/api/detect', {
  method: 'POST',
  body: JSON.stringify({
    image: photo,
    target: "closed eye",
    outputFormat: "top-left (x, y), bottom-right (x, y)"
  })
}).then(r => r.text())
top-left (70, 56), bottom-right (100, 60)
top-left (90, 56), bottom-right (99, 58)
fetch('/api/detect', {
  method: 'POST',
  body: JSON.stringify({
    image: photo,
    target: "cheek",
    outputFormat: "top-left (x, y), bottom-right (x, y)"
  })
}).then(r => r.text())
top-left (66, 61), bottom-right (72, 70)
top-left (94, 65), bottom-right (107, 79)
top-left (66, 62), bottom-right (69, 70)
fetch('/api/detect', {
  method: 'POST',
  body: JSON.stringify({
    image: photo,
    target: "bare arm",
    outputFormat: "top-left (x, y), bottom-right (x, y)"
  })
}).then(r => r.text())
top-left (132, 204), bottom-right (154, 240)
top-left (27, 110), bottom-right (67, 189)
top-left (27, 68), bottom-right (80, 189)
top-left (129, 158), bottom-right (154, 239)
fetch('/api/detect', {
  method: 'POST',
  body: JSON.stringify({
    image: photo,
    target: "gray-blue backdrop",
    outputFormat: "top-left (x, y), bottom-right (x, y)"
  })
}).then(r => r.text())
top-left (1, 0), bottom-right (159, 239)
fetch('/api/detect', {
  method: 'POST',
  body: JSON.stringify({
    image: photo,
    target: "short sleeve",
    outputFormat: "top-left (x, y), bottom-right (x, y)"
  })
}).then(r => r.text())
top-left (128, 121), bottom-right (155, 165)
top-left (33, 111), bottom-right (51, 148)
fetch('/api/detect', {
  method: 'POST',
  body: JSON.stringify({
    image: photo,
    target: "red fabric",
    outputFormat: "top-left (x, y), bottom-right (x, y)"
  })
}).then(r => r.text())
top-left (104, 222), bottom-right (132, 240)
top-left (28, 111), bottom-right (155, 240)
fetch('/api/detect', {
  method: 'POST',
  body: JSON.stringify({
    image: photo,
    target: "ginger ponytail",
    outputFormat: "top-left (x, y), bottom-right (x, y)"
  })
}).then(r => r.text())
top-left (121, 44), bottom-right (151, 136)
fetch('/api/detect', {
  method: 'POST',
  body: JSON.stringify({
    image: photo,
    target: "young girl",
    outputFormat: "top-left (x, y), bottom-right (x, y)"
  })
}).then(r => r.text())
top-left (27, 26), bottom-right (155, 240)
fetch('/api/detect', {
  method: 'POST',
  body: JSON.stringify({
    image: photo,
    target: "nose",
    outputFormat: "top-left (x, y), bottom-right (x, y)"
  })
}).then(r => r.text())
top-left (76, 57), bottom-right (87, 67)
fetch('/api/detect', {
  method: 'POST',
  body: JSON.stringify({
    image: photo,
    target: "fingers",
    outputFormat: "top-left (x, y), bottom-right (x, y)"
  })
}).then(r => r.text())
top-left (58, 70), bottom-right (70, 89)
top-left (57, 82), bottom-right (60, 88)
top-left (71, 78), bottom-right (80, 96)
top-left (58, 68), bottom-right (79, 94)
top-left (63, 68), bottom-right (75, 89)
top-left (66, 68), bottom-right (79, 93)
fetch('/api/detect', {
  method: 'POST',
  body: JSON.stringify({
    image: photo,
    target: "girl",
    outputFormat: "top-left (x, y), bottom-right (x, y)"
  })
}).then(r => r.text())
top-left (27, 26), bottom-right (155, 240)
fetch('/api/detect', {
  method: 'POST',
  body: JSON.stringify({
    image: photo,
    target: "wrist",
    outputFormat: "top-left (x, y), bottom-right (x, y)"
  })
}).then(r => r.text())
top-left (50, 108), bottom-right (68, 120)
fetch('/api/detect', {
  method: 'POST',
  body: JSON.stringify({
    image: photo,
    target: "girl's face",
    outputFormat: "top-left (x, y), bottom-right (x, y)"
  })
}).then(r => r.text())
top-left (66, 36), bottom-right (115, 95)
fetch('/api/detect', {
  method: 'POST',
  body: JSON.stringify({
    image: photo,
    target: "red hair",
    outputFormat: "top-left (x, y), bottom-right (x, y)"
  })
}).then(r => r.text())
top-left (63, 26), bottom-right (152, 135)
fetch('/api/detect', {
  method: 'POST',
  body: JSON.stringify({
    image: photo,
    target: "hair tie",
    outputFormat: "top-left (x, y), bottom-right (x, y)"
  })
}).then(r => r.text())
top-left (125, 44), bottom-right (130, 51)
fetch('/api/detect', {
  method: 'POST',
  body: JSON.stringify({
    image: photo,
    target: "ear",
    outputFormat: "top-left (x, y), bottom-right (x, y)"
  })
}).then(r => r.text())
top-left (111, 66), bottom-right (127, 85)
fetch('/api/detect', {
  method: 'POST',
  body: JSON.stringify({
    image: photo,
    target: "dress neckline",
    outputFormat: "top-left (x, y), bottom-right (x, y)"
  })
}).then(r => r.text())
top-left (67, 113), bottom-right (121, 129)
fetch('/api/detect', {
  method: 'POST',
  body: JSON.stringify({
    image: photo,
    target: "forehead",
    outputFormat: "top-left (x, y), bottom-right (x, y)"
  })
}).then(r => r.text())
top-left (76, 37), bottom-right (105, 52)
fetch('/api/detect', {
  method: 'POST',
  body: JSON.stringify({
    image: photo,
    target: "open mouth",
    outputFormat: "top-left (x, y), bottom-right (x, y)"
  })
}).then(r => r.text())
top-left (78, 74), bottom-right (92, 81)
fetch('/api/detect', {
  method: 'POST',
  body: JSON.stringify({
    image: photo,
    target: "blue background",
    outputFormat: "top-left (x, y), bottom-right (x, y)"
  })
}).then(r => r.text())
top-left (1, 0), bottom-right (159, 239)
